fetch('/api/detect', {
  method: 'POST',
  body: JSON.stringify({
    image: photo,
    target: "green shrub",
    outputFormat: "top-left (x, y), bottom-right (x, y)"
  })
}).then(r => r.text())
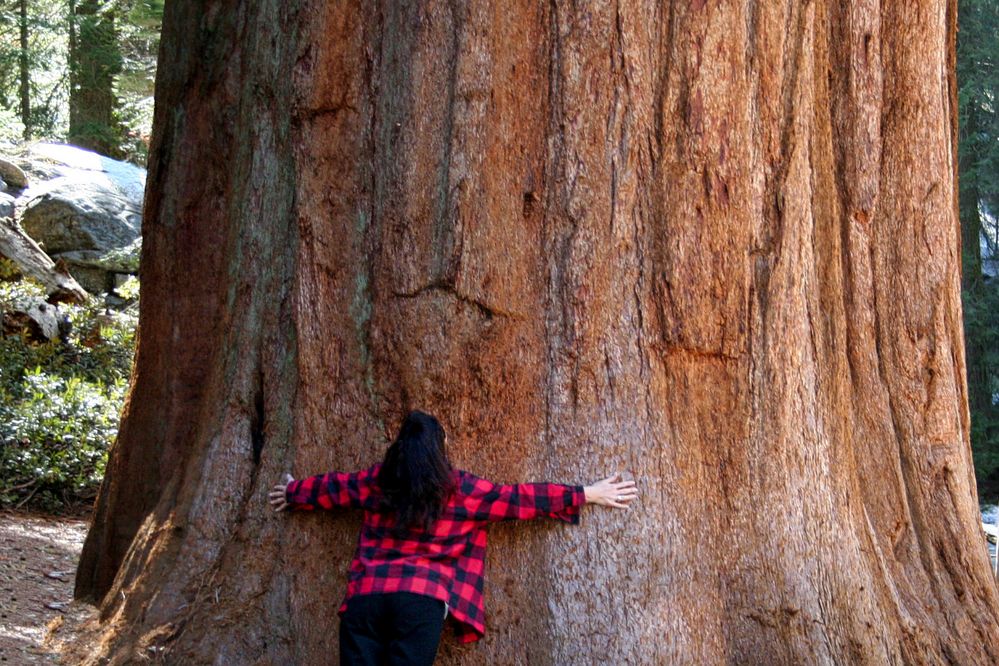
top-left (0, 277), bottom-right (137, 511)
top-left (0, 369), bottom-right (125, 510)
top-left (0, 257), bottom-right (23, 282)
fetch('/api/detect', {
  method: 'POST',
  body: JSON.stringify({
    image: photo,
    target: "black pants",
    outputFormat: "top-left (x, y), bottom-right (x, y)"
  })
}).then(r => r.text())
top-left (339, 592), bottom-right (446, 666)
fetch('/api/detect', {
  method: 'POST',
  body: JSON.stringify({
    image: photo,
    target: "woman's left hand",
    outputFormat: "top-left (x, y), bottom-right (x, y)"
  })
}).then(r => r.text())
top-left (269, 473), bottom-right (295, 512)
top-left (584, 473), bottom-right (638, 509)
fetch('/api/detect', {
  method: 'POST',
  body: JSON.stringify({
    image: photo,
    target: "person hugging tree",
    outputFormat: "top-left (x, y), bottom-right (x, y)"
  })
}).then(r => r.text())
top-left (270, 410), bottom-right (638, 666)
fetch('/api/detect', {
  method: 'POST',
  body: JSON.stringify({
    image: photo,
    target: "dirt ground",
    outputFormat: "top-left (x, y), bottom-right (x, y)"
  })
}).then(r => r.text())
top-left (0, 511), bottom-right (96, 664)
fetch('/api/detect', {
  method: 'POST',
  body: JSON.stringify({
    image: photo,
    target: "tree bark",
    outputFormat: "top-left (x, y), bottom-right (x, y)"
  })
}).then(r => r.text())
top-left (75, 1), bottom-right (999, 663)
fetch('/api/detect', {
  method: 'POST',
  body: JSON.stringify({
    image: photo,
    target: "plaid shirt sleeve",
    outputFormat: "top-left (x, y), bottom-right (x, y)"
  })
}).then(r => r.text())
top-left (284, 463), bottom-right (380, 511)
top-left (459, 472), bottom-right (586, 524)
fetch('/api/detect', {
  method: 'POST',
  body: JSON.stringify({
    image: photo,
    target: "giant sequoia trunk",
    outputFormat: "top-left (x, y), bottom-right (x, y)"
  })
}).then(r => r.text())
top-left (75, 0), bottom-right (999, 663)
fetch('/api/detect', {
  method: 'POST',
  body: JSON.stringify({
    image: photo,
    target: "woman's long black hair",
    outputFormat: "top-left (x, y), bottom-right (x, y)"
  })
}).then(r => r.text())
top-left (378, 410), bottom-right (455, 530)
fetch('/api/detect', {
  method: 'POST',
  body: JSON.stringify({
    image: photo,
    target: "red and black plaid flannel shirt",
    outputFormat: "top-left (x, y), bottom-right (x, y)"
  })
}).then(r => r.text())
top-left (285, 463), bottom-right (585, 643)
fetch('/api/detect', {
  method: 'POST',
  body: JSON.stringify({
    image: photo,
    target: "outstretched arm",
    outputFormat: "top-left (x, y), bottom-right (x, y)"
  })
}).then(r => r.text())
top-left (269, 464), bottom-right (381, 512)
top-left (461, 472), bottom-right (638, 524)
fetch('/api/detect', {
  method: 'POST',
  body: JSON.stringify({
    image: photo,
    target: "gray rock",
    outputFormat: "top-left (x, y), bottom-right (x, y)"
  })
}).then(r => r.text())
top-left (8, 144), bottom-right (146, 294)
top-left (26, 143), bottom-right (145, 204)
top-left (51, 237), bottom-right (141, 274)
top-left (65, 265), bottom-right (113, 295)
top-left (0, 191), bottom-right (13, 219)
top-left (18, 159), bottom-right (64, 182)
top-left (21, 176), bottom-right (141, 254)
top-left (0, 157), bottom-right (28, 189)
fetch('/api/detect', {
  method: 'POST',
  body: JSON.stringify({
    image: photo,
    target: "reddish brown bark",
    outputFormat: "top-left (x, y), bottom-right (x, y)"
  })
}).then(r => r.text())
top-left (76, 0), bottom-right (999, 663)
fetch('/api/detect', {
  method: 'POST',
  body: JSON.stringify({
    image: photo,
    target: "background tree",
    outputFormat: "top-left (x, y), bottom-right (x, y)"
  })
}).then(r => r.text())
top-left (958, 0), bottom-right (999, 497)
top-left (0, 0), bottom-right (70, 141)
top-left (74, 0), bottom-right (999, 663)
top-left (113, 0), bottom-right (164, 160)
top-left (68, 0), bottom-right (121, 155)
top-left (0, 0), bottom-right (161, 161)
top-left (18, 0), bottom-right (29, 138)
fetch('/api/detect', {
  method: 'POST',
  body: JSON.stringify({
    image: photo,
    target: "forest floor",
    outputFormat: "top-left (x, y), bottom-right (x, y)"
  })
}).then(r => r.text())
top-left (0, 511), bottom-right (96, 664)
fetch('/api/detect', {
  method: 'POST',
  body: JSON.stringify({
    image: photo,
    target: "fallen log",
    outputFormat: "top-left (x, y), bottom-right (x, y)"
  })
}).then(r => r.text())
top-left (0, 216), bottom-right (88, 303)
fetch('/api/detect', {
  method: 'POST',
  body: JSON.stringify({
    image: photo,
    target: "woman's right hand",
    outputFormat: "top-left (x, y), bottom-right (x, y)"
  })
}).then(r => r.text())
top-left (584, 473), bottom-right (638, 509)
top-left (269, 473), bottom-right (295, 512)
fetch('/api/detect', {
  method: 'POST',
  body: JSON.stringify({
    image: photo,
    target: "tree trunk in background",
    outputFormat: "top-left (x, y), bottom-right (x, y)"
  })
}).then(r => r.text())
top-left (68, 0), bottom-right (77, 132)
top-left (956, 0), bottom-right (999, 494)
top-left (18, 0), bottom-right (29, 140)
top-left (68, 0), bottom-right (119, 155)
top-left (75, 0), bottom-right (999, 663)
top-left (958, 102), bottom-right (991, 425)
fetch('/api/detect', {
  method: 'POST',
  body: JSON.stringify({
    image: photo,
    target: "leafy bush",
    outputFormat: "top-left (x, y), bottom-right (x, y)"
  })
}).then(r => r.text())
top-left (0, 369), bottom-right (125, 510)
top-left (0, 257), bottom-right (22, 282)
top-left (0, 275), bottom-right (136, 511)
